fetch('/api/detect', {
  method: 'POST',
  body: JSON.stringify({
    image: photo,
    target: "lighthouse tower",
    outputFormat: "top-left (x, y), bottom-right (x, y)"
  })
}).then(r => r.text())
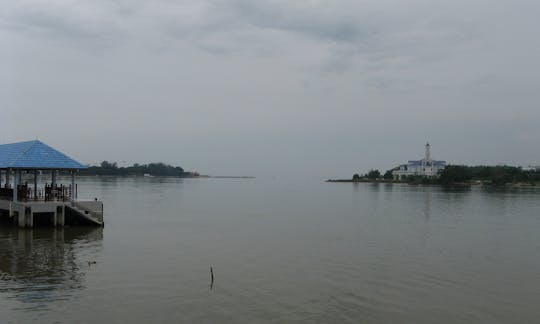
top-left (425, 142), bottom-right (431, 162)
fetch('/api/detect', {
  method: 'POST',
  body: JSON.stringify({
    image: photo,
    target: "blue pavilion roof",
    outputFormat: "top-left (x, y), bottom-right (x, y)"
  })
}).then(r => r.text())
top-left (0, 140), bottom-right (87, 170)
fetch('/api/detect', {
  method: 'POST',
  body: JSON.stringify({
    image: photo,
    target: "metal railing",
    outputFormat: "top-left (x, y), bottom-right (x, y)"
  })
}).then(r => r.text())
top-left (0, 185), bottom-right (75, 202)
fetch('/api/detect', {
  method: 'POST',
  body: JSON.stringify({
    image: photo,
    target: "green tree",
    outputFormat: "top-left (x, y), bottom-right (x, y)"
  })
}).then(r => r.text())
top-left (367, 169), bottom-right (381, 180)
top-left (352, 173), bottom-right (361, 181)
top-left (80, 161), bottom-right (186, 177)
top-left (439, 165), bottom-right (471, 184)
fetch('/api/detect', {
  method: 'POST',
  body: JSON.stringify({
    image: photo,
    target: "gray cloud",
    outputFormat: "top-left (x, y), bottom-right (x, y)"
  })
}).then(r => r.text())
top-left (1, 0), bottom-right (539, 176)
top-left (221, 0), bottom-right (373, 42)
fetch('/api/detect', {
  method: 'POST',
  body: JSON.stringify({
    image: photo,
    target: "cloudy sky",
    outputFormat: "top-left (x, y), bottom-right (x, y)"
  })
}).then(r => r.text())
top-left (2, 0), bottom-right (539, 177)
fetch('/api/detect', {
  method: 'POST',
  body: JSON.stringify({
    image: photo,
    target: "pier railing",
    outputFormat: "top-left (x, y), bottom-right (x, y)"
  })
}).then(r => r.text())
top-left (0, 184), bottom-right (74, 202)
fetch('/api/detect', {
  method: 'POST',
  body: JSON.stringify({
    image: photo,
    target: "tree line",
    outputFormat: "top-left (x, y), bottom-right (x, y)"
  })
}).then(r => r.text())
top-left (78, 161), bottom-right (188, 177)
top-left (353, 169), bottom-right (394, 181)
top-left (438, 165), bottom-right (540, 185)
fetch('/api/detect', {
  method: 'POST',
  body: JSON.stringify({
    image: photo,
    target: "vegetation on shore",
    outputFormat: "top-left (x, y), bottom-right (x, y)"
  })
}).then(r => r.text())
top-left (337, 165), bottom-right (540, 186)
top-left (79, 161), bottom-right (192, 177)
top-left (437, 165), bottom-right (540, 185)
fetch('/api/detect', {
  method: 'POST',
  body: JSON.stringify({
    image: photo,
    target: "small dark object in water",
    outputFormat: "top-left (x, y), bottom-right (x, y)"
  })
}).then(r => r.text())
top-left (88, 261), bottom-right (97, 266)
top-left (210, 266), bottom-right (214, 290)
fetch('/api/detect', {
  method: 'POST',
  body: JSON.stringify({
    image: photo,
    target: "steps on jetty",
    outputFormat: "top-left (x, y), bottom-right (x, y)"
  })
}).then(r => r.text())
top-left (65, 201), bottom-right (103, 226)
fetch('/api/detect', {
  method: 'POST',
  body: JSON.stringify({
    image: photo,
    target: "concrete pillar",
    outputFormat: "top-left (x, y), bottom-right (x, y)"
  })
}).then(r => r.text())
top-left (34, 171), bottom-right (38, 199)
top-left (58, 210), bottom-right (65, 227)
top-left (17, 170), bottom-right (22, 185)
top-left (13, 170), bottom-right (18, 202)
top-left (55, 227), bottom-right (64, 241)
top-left (25, 208), bottom-right (33, 228)
top-left (52, 170), bottom-right (57, 188)
top-left (55, 206), bottom-right (64, 227)
top-left (71, 171), bottom-right (75, 201)
top-left (18, 207), bottom-right (25, 228)
top-left (51, 170), bottom-right (57, 201)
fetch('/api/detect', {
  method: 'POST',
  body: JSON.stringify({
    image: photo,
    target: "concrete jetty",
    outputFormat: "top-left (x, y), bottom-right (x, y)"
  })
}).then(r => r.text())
top-left (0, 140), bottom-right (104, 227)
top-left (0, 199), bottom-right (103, 227)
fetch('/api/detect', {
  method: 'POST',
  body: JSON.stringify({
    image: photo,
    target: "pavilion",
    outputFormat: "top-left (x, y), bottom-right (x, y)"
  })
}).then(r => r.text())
top-left (0, 140), bottom-right (103, 227)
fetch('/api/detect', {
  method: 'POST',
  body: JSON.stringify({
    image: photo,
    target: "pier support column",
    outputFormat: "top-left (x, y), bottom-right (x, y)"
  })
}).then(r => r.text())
top-left (56, 206), bottom-right (64, 227)
top-left (18, 207), bottom-right (25, 228)
top-left (13, 170), bottom-right (18, 202)
top-left (25, 207), bottom-right (33, 228)
top-left (71, 171), bottom-right (75, 200)
top-left (52, 170), bottom-right (57, 188)
top-left (34, 171), bottom-right (38, 199)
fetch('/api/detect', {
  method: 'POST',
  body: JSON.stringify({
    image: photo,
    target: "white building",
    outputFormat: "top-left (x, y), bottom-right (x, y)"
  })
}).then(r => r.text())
top-left (392, 143), bottom-right (446, 180)
top-left (522, 165), bottom-right (540, 171)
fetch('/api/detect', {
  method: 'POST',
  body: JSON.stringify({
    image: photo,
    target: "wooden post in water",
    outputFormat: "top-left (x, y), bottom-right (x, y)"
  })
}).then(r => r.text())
top-left (210, 267), bottom-right (214, 290)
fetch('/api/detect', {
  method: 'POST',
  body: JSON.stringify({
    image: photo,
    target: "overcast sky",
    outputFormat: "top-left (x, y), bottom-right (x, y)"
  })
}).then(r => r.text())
top-left (2, 0), bottom-right (539, 177)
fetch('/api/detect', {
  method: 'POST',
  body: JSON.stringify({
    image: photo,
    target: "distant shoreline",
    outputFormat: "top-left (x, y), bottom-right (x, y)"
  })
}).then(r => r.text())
top-left (204, 176), bottom-right (256, 179)
top-left (326, 179), bottom-right (400, 184)
top-left (344, 165), bottom-right (540, 187)
top-left (326, 179), bottom-right (540, 188)
top-left (77, 174), bottom-right (255, 179)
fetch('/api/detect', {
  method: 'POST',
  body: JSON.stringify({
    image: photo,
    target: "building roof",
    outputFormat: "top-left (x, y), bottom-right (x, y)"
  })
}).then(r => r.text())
top-left (0, 140), bottom-right (87, 170)
top-left (407, 160), bottom-right (447, 167)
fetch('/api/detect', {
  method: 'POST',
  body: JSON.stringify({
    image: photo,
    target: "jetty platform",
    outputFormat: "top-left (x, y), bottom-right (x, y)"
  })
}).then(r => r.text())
top-left (0, 140), bottom-right (104, 227)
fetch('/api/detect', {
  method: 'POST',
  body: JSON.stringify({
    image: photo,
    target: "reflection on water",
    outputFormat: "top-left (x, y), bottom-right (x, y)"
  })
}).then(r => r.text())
top-left (0, 227), bottom-right (103, 310)
top-left (423, 189), bottom-right (431, 221)
top-left (1, 178), bottom-right (540, 323)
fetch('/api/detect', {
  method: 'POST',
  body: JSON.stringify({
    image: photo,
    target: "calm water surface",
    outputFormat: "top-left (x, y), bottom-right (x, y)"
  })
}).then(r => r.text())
top-left (1, 177), bottom-right (539, 323)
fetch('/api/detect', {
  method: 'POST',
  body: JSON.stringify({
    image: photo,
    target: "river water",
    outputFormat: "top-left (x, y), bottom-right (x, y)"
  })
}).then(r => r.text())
top-left (1, 177), bottom-right (539, 323)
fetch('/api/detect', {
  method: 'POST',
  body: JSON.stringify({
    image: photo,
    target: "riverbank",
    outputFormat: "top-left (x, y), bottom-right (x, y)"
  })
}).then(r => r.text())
top-left (326, 178), bottom-right (540, 187)
top-left (326, 179), bottom-right (401, 184)
top-left (346, 165), bottom-right (540, 187)
top-left (76, 174), bottom-right (256, 180)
